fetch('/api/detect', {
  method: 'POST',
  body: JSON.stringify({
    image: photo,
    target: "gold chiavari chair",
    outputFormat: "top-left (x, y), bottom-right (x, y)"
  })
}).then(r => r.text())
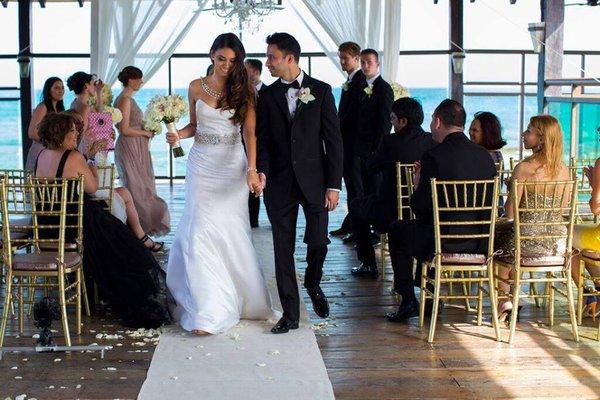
top-left (493, 179), bottom-right (579, 344)
top-left (419, 178), bottom-right (501, 343)
top-left (379, 163), bottom-right (415, 281)
top-left (0, 176), bottom-right (86, 347)
top-left (93, 164), bottom-right (116, 213)
top-left (569, 157), bottom-right (598, 224)
top-left (576, 251), bottom-right (600, 340)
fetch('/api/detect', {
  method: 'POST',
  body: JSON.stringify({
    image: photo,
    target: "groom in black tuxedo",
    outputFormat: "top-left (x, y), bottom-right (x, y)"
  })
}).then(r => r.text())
top-left (256, 32), bottom-right (344, 334)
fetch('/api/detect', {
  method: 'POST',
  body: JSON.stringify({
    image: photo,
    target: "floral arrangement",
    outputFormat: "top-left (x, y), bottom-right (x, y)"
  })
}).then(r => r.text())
top-left (391, 82), bottom-right (410, 101)
top-left (87, 85), bottom-right (122, 123)
top-left (143, 94), bottom-right (188, 157)
top-left (364, 84), bottom-right (373, 97)
top-left (298, 87), bottom-right (315, 104)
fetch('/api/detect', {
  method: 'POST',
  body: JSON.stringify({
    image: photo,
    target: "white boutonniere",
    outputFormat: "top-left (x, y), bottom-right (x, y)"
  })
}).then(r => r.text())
top-left (298, 87), bottom-right (316, 104)
top-left (364, 84), bottom-right (374, 97)
top-left (341, 81), bottom-right (349, 91)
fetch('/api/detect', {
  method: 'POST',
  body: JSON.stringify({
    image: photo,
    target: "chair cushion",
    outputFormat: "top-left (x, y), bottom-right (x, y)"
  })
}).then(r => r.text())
top-left (581, 249), bottom-right (600, 261)
top-left (39, 242), bottom-right (78, 251)
top-left (496, 254), bottom-right (565, 266)
top-left (441, 253), bottom-right (487, 265)
top-left (12, 252), bottom-right (82, 271)
top-left (0, 231), bottom-right (30, 248)
top-left (9, 216), bottom-right (32, 233)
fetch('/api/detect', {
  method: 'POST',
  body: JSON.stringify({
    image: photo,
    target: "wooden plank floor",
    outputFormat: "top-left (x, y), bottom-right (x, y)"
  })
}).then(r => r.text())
top-left (2, 182), bottom-right (600, 399)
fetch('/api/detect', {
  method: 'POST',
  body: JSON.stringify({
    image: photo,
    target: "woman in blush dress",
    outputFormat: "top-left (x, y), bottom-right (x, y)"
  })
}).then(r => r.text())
top-left (25, 77), bottom-right (65, 171)
top-left (114, 66), bottom-right (170, 237)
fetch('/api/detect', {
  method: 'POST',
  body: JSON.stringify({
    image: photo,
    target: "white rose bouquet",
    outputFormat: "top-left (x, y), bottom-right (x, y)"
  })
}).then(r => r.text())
top-left (143, 94), bottom-right (188, 157)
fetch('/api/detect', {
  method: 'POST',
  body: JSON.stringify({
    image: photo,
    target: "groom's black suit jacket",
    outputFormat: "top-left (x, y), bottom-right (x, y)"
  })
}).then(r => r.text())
top-left (256, 74), bottom-right (343, 205)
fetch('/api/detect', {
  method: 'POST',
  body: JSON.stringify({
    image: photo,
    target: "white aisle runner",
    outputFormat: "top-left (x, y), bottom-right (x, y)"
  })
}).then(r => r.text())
top-left (138, 227), bottom-right (335, 400)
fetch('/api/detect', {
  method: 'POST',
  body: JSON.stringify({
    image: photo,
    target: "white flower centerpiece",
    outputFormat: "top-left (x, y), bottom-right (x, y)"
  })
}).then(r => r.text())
top-left (88, 85), bottom-right (123, 124)
top-left (391, 82), bottom-right (410, 101)
top-left (143, 94), bottom-right (188, 158)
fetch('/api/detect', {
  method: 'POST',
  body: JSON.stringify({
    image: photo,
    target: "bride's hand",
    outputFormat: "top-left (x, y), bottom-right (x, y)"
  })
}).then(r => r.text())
top-left (247, 170), bottom-right (262, 196)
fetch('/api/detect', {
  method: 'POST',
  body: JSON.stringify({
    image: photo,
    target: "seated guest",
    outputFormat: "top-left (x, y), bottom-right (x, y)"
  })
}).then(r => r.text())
top-left (386, 99), bottom-right (497, 322)
top-left (34, 112), bottom-right (170, 328)
top-left (572, 159), bottom-right (600, 319)
top-left (468, 111), bottom-right (507, 165)
top-left (64, 110), bottom-right (163, 251)
top-left (350, 97), bottom-right (436, 278)
top-left (25, 77), bottom-right (65, 171)
top-left (495, 115), bottom-right (570, 321)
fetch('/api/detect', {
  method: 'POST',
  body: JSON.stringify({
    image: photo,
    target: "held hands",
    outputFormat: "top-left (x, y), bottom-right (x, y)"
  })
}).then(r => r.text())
top-left (413, 161), bottom-right (422, 189)
top-left (324, 190), bottom-right (340, 212)
top-left (247, 170), bottom-right (262, 197)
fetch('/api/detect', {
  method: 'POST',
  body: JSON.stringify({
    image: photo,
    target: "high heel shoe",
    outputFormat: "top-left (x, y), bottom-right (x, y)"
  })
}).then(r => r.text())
top-left (499, 305), bottom-right (523, 323)
top-left (583, 295), bottom-right (599, 321)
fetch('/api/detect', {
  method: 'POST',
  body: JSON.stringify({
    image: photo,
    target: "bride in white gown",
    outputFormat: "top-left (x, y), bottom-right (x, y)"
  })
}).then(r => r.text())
top-left (166, 33), bottom-right (278, 335)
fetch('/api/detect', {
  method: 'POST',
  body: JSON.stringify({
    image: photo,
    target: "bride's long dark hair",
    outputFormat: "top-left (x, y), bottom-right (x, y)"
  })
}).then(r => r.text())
top-left (210, 33), bottom-right (254, 125)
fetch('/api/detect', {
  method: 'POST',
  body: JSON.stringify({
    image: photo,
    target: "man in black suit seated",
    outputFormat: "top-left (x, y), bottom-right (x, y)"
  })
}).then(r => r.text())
top-left (330, 41), bottom-right (367, 238)
top-left (386, 99), bottom-right (497, 322)
top-left (349, 97), bottom-right (436, 278)
top-left (244, 58), bottom-right (268, 228)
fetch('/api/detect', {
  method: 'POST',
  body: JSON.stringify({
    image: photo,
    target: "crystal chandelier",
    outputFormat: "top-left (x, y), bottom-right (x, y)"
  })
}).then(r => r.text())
top-left (210, 0), bottom-right (283, 34)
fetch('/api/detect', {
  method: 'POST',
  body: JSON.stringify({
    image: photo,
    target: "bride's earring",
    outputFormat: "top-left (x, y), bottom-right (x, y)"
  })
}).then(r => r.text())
top-left (535, 141), bottom-right (543, 152)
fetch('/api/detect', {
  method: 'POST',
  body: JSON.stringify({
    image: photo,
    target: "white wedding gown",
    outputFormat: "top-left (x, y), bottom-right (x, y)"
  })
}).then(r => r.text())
top-left (166, 99), bottom-right (278, 334)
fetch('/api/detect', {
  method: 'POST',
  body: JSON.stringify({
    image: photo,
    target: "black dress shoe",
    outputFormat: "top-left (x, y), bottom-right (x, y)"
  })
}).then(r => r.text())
top-left (307, 286), bottom-right (329, 318)
top-left (386, 299), bottom-right (419, 322)
top-left (351, 263), bottom-right (378, 278)
top-left (342, 233), bottom-right (356, 243)
top-left (270, 317), bottom-right (299, 334)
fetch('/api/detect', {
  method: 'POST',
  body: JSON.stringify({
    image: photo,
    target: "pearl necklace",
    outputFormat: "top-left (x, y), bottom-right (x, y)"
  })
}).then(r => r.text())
top-left (201, 77), bottom-right (223, 100)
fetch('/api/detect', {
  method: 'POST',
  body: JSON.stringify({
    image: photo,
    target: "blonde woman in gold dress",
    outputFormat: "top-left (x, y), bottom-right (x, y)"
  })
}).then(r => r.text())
top-left (495, 115), bottom-right (571, 321)
top-left (572, 158), bottom-right (600, 319)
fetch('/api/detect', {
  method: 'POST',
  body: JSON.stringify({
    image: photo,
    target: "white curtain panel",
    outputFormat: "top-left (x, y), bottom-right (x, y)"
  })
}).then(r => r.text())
top-left (293, 0), bottom-right (401, 82)
top-left (91, 0), bottom-right (206, 87)
top-left (381, 0), bottom-right (401, 82)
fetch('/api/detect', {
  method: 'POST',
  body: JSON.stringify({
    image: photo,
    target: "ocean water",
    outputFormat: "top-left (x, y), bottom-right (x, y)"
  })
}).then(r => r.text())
top-left (2, 87), bottom-right (599, 174)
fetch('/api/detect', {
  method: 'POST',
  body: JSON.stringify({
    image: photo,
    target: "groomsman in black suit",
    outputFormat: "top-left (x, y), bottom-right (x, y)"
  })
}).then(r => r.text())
top-left (244, 59), bottom-right (268, 227)
top-left (349, 98), bottom-right (436, 277)
top-left (256, 33), bottom-right (344, 334)
top-left (350, 48), bottom-right (394, 278)
top-left (385, 99), bottom-right (497, 322)
top-left (330, 42), bottom-right (367, 238)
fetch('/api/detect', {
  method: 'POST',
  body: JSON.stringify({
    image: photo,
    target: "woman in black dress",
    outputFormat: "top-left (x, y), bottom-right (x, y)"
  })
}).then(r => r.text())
top-left (34, 112), bottom-right (170, 328)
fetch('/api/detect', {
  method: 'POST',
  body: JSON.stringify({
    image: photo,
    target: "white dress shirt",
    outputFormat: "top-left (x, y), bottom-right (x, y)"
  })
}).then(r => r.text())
top-left (280, 70), bottom-right (304, 119)
top-left (255, 81), bottom-right (264, 93)
top-left (366, 73), bottom-right (380, 86)
top-left (347, 67), bottom-right (360, 83)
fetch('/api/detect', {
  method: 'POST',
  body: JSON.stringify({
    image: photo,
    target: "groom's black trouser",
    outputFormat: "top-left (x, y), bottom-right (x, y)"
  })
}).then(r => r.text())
top-left (265, 179), bottom-right (329, 323)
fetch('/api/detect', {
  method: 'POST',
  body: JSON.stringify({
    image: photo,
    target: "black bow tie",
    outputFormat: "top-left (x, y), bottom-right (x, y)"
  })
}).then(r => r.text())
top-left (282, 80), bottom-right (300, 91)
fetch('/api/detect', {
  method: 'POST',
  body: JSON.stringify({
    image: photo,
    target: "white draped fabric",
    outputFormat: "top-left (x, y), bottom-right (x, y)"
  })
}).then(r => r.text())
top-left (90, 0), bottom-right (206, 86)
top-left (291, 0), bottom-right (402, 82)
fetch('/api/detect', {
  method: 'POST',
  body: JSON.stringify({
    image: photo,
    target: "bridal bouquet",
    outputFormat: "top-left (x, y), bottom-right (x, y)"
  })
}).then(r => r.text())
top-left (391, 83), bottom-right (410, 101)
top-left (143, 94), bottom-right (188, 158)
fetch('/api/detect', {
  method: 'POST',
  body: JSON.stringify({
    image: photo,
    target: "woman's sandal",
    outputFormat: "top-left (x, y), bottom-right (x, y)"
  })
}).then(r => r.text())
top-left (499, 305), bottom-right (523, 323)
top-left (583, 294), bottom-right (600, 321)
top-left (140, 234), bottom-right (164, 253)
top-left (192, 329), bottom-right (209, 336)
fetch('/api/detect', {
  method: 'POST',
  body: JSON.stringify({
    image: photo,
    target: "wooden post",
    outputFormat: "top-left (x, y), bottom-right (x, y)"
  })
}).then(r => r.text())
top-left (449, 0), bottom-right (463, 103)
top-left (18, 0), bottom-right (33, 169)
top-left (537, 0), bottom-right (565, 113)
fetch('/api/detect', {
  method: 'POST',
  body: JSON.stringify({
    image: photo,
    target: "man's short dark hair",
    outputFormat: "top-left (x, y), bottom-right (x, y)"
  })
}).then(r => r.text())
top-left (392, 97), bottom-right (424, 127)
top-left (245, 59), bottom-right (263, 74)
top-left (338, 42), bottom-right (361, 57)
top-left (266, 32), bottom-right (301, 62)
top-left (433, 99), bottom-right (466, 128)
top-left (360, 48), bottom-right (379, 61)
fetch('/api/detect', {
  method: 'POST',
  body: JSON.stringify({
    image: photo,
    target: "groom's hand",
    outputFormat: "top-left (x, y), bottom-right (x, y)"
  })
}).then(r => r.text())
top-left (259, 173), bottom-right (267, 191)
top-left (324, 190), bottom-right (340, 211)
